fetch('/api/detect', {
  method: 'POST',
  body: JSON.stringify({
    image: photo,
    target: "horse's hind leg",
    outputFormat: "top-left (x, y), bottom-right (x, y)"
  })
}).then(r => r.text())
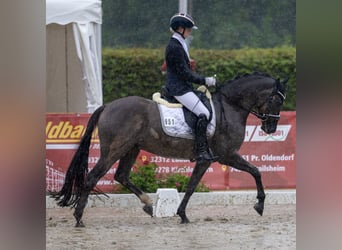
top-left (73, 157), bottom-right (112, 227)
top-left (114, 146), bottom-right (153, 217)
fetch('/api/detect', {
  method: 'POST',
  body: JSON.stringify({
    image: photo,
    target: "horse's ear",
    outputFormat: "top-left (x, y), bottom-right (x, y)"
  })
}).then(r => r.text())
top-left (281, 77), bottom-right (289, 85)
top-left (278, 77), bottom-right (289, 94)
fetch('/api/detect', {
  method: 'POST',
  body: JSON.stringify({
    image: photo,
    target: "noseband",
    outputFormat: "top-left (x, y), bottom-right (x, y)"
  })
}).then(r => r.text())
top-left (250, 90), bottom-right (286, 121)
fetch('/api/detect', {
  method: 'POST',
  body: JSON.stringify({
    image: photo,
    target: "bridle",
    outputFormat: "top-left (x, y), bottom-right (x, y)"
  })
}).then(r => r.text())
top-left (217, 81), bottom-right (286, 124)
top-left (250, 90), bottom-right (286, 121)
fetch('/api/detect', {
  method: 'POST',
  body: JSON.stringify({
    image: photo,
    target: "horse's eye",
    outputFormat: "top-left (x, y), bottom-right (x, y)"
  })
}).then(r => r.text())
top-left (270, 95), bottom-right (282, 105)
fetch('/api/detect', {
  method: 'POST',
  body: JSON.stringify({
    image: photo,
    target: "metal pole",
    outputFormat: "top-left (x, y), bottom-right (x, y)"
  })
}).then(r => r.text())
top-left (179, 0), bottom-right (188, 13)
top-left (178, 0), bottom-right (193, 50)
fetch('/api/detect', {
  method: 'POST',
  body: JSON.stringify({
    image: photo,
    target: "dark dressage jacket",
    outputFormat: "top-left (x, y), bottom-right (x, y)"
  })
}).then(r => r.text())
top-left (165, 37), bottom-right (205, 96)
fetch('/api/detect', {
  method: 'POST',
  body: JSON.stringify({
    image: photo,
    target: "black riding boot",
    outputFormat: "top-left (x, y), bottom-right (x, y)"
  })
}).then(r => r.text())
top-left (195, 114), bottom-right (219, 163)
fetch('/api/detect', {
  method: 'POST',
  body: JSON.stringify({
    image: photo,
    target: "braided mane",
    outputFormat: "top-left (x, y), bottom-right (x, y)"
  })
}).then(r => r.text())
top-left (223, 71), bottom-right (274, 85)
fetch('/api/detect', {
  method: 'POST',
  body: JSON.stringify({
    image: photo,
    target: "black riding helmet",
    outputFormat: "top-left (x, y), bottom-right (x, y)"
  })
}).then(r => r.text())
top-left (170, 13), bottom-right (198, 32)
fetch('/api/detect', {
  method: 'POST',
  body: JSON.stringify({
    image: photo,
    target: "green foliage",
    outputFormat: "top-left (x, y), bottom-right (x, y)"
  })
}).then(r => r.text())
top-left (192, 47), bottom-right (296, 110)
top-left (102, 46), bottom-right (296, 110)
top-left (160, 172), bottom-right (210, 192)
top-left (118, 162), bottom-right (209, 193)
top-left (124, 162), bottom-right (159, 193)
top-left (102, 48), bottom-right (165, 101)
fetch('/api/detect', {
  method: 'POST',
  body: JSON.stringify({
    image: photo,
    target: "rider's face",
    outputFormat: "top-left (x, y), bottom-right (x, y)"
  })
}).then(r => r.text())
top-left (183, 28), bottom-right (192, 38)
top-left (177, 27), bottom-right (192, 39)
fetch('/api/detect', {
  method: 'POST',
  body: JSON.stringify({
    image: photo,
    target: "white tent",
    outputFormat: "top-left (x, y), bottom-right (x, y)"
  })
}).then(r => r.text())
top-left (46, 0), bottom-right (102, 113)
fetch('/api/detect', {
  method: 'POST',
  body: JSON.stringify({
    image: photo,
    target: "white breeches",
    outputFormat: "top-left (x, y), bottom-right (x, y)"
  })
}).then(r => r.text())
top-left (175, 91), bottom-right (210, 120)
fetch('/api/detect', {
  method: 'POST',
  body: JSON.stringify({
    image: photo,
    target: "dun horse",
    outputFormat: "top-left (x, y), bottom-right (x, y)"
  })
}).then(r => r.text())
top-left (52, 72), bottom-right (287, 227)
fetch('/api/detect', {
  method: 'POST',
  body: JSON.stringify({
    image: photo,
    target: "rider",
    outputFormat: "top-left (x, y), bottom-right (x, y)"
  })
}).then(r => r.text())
top-left (164, 13), bottom-right (218, 163)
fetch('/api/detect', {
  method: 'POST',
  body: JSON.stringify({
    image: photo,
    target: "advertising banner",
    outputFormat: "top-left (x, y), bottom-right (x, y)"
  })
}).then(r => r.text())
top-left (228, 111), bottom-right (296, 189)
top-left (46, 112), bottom-right (295, 192)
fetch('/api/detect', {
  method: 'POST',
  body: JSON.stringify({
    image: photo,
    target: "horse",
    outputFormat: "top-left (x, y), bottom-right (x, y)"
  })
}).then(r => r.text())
top-left (51, 71), bottom-right (287, 227)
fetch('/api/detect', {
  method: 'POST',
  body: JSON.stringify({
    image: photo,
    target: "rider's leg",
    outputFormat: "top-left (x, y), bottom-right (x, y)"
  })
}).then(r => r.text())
top-left (175, 92), bottom-right (218, 162)
top-left (174, 92), bottom-right (210, 119)
top-left (194, 114), bottom-right (218, 162)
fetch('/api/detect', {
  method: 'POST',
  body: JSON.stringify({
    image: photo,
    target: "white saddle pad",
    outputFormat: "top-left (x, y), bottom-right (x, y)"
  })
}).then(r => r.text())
top-left (157, 102), bottom-right (216, 140)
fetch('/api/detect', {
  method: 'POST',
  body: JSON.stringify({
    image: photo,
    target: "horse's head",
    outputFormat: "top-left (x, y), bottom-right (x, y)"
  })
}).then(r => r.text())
top-left (217, 72), bottom-right (288, 134)
top-left (251, 77), bottom-right (287, 134)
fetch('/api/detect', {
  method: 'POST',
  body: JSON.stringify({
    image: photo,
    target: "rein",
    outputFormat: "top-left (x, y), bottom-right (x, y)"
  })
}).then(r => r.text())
top-left (250, 110), bottom-right (280, 121)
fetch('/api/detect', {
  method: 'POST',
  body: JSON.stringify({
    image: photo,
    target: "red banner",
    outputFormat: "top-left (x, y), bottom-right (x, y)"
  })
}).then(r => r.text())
top-left (46, 112), bottom-right (295, 192)
top-left (228, 111), bottom-right (296, 189)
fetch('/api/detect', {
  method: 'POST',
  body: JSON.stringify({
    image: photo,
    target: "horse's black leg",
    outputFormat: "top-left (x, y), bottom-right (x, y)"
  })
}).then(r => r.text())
top-left (226, 152), bottom-right (265, 216)
top-left (177, 161), bottom-right (211, 224)
top-left (73, 157), bottom-right (110, 227)
top-left (114, 147), bottom-right (153, 217)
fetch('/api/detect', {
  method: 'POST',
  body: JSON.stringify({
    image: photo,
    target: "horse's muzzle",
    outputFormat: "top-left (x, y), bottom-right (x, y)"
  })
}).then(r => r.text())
top-left (261, 120), bottom-right (278, 134)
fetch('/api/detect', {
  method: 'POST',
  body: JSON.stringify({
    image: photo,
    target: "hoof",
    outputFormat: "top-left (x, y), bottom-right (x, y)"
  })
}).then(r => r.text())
top-left (143, 204), bottom-right (153, 217)
top-left (177, 212), bottom-right (190, 224)
top-left (75, 221), bottom-right (85, 227)
top-left (254, 203), bottom-right (264, 216)
top-left (180, 217), bottom-right (190, 224)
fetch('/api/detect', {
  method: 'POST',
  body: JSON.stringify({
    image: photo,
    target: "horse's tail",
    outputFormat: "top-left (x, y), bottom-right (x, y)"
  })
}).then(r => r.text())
top-left (51, 105), bottom-right (106, 207)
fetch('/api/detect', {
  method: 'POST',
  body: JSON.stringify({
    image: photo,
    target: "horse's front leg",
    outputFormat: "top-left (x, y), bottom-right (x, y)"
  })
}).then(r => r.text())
top-left (177, 161), bottom-right (211, 224)
top-left (225, 152), bottom-right (265, 216)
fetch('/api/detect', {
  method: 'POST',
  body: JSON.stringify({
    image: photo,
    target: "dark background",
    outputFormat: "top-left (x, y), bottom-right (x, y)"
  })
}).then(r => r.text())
top-left (102, 0), bottom-right (296, 49)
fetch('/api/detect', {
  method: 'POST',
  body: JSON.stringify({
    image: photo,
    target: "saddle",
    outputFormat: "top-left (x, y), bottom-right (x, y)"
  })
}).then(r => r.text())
top-left (152, 85), bottom-right (214, 131)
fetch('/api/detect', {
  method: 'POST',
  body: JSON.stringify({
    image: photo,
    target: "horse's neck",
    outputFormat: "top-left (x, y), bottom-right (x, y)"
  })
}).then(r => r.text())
top-left (213, 75), bottom-right (276, 126)
top-left (215, 84), bottom-right (257, 113)
top-left (212, 93), bottom-right (250, 127)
